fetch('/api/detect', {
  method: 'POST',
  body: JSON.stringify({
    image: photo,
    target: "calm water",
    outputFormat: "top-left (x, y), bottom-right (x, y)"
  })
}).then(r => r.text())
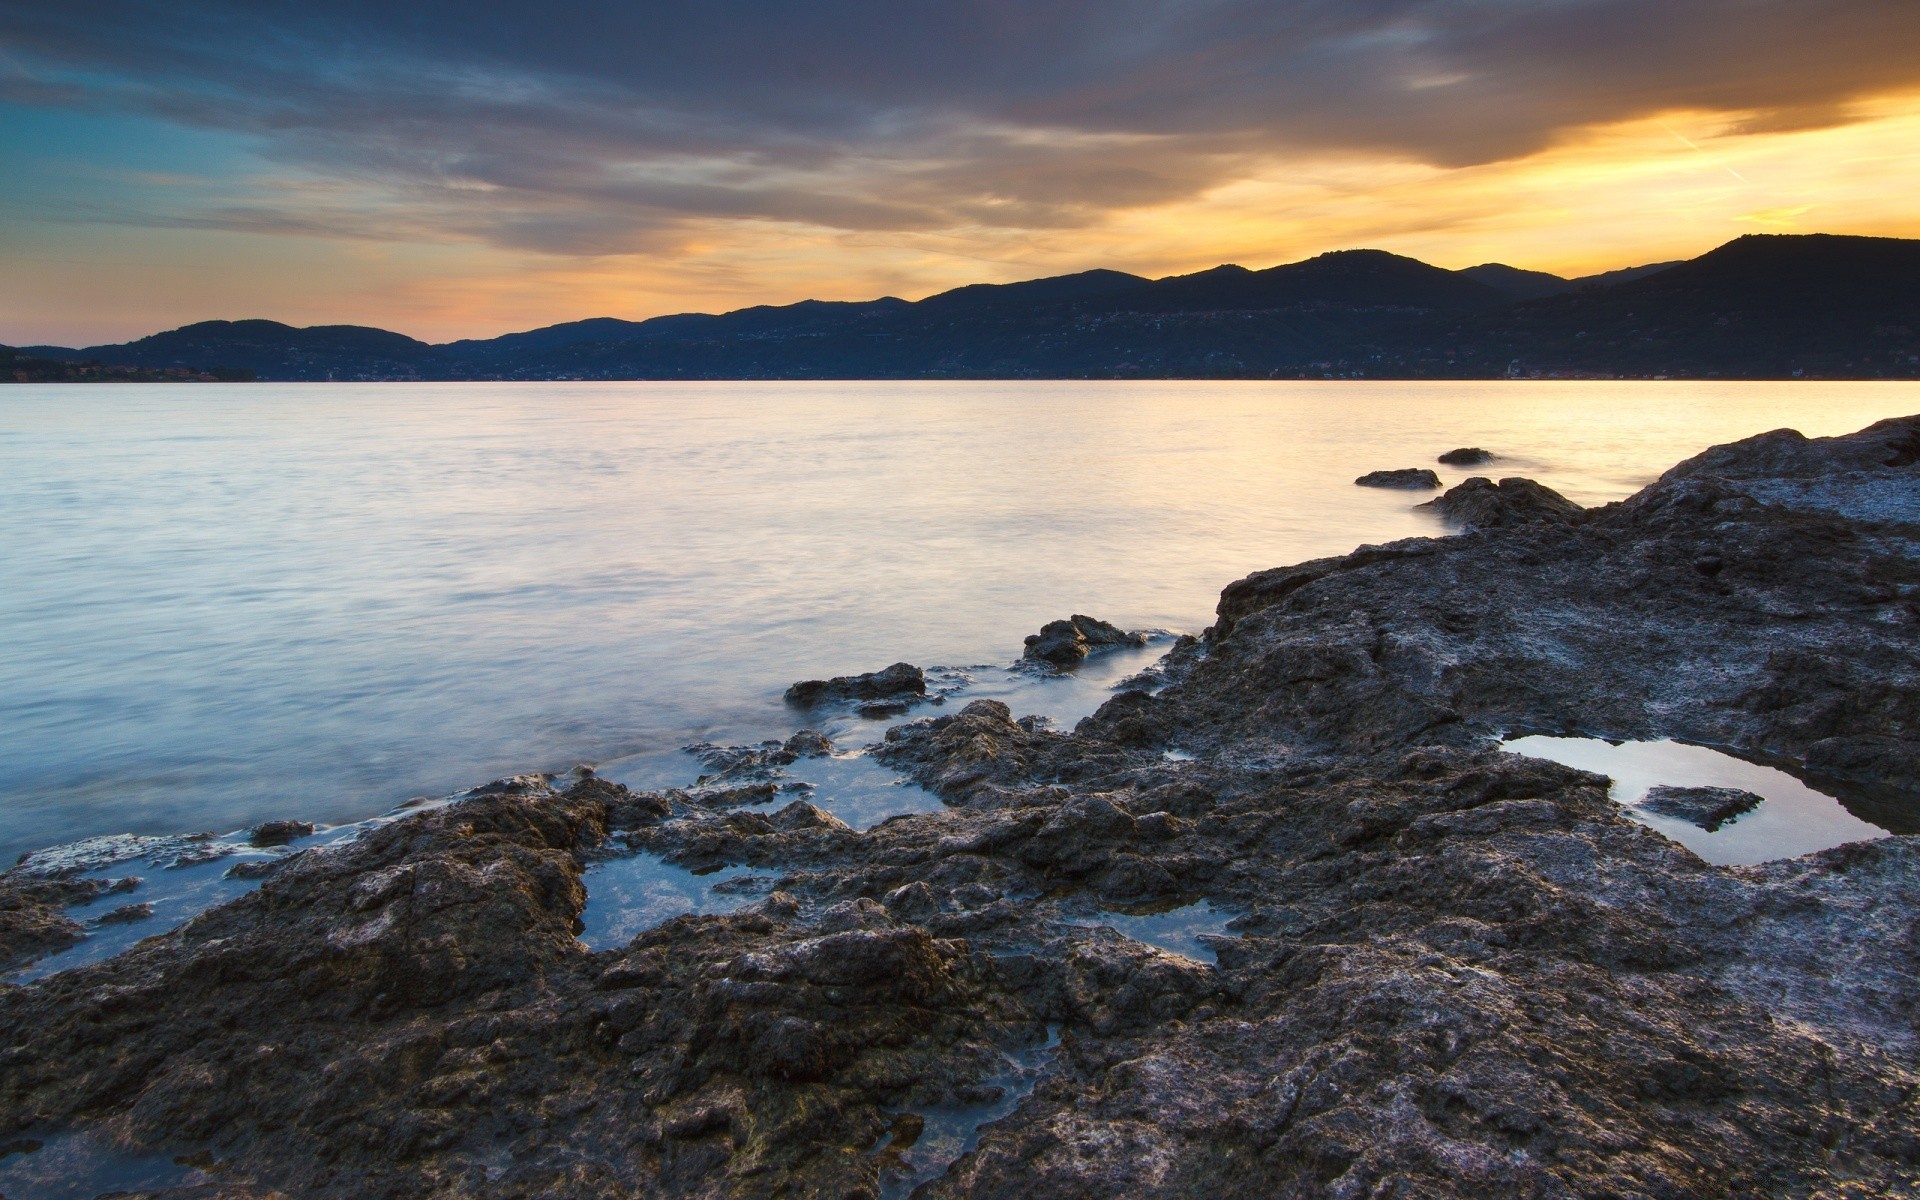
top-left (1501, 736), bottom-right (1888, 866)
top-left (3, 381), bottom-right (1915, 862)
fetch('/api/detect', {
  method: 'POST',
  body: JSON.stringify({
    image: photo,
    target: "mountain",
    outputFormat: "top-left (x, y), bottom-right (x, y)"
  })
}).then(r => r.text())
top-left (1459, 259), bottom-right (1684, 302)
top-left (28, 319), bottom-right (443, 381)
top-left (1357, 234), bottom-right (1920, 378)
top-left (14, 235), bottom-right (1917, 381)
top-left (1459, 264), bottom-right (1573, 302)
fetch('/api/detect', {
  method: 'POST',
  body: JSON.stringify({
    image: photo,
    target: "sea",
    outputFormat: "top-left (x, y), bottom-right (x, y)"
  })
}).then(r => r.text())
top-left (3, 380), bottom-right (1915, 865)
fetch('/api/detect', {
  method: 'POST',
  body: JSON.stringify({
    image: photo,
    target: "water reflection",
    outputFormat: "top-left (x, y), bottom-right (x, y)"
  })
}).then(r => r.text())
top-left (576, 852), bottom-right (765, 951)
top-left (1501, 734), bottom-right (1889, 865)
top-left (7, 381), bottom-right (1910, 862)
top-left (1064, 899), bottom-right (1237, 964)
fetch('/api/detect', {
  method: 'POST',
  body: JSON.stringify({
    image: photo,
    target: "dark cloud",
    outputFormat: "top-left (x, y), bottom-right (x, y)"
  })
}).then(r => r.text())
top-left (4, 0), bottom-right (1918, 252)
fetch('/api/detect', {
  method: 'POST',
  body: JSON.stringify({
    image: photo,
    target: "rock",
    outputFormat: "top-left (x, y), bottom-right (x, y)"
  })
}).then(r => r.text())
top-left (1640, 785), bottom-right (1763, 830)
top-left (1439, 446), bottom-right (1495, 465)
top-left (782, 730), bottom-right (834, 758)
top-left (1022, 615), bottom-right (1149, 666)
top-left (1354, 468), bottom-right (1442, 489)
top-left (784, 662), bottom-right (926, 707)
top-left (91, 902), bottom-right (155, 926)
top-left (1418, 475), bottom-right (1585, 529)
top-left (250, 820), bottom-right (315, 847)
top-left (1, 419), bottom-right (1918, 1199)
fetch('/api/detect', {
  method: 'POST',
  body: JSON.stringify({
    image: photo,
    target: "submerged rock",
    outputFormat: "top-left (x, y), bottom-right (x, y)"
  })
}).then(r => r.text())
top-left (1022, 614), bottom-right (1148, 666)
top-left (784, 662), bottom-right (926, 707)
top-left (1439, 446), bottom-right (1495, 465)
top-left (1419, 474), bottom-right (1584, 529)
top-left (1641, 784), bottom-right (1764, 830)
top-left (1354, 467), bottom-right (1442, 489)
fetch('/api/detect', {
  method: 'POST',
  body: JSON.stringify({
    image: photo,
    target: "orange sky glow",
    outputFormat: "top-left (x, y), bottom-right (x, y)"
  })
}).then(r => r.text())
top-left (6, 87), bottom-right (1920, 347)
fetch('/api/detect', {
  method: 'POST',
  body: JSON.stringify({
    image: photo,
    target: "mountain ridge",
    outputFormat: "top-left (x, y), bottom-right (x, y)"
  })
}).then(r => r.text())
top-left (13, 234), bottom-right (1916, 380)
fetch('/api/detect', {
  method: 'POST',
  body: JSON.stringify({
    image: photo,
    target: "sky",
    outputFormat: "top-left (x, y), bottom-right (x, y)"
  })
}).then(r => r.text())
top-left (4, 1), bottom-right (1920, 346)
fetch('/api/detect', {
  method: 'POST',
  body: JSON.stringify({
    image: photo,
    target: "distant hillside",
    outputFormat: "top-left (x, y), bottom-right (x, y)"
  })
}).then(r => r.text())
top-left (19, 235), bottom-right (1918, 380)
top-left (1356, 235), bottom-right (1920, 379)
top-left (3, 345), bottom-right (253, 383)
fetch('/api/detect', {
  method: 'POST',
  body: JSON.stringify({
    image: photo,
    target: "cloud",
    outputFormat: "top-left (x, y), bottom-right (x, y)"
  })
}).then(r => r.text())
top-left (2, 0), bottom-right (1919, 257)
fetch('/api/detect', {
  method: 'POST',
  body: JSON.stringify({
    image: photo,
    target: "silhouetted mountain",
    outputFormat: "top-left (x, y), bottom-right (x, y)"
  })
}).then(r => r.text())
top-left (1356, 235), bottom-right (1920, 379)
top-left (17, 235), bottom-right (1917, 381)
top-left (1460, 264), bottom-right (1572, 301)
top-left (1571, 260), bottom-right (1683, 290)
top-left (28, 319), bottom-right (442, 381)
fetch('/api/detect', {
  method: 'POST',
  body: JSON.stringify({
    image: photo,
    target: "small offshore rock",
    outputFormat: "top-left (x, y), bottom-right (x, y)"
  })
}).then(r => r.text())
top-left (784, 663), bottom-right (926, 707)
top-left (1641, 785), bottom-right (1764, 831)
top-left (1022, 615), bottom-right (1149, 666)
top-left (856, 700), bottom-right (911, 719)
top-left (249, 820), bottom-right (316, 847)
top-left (1354, 468), bottom-right (1442, 490)
top-left (782, 730), bottom-right (834, 758)
top-left (91, 902), bottom-right (154, 927)
top-left (1419, 475), bottom-right (1584, 529)
top-left (1439, 446), bottom-right (1495, 465)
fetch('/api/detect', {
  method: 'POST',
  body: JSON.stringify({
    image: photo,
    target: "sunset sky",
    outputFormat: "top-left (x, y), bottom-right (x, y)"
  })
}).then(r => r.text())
top-left (5, 0), bottom-right (1920, 347)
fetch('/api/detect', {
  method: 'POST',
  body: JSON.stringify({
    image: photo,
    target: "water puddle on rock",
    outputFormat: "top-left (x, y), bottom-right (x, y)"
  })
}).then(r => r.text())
top-left (0, 1131), bottom-right (211, 1199)
top-left (599, 745), bottom-right (945, 832)
top-left (1501, 735), bottom-right (1889, 865)
top-left (870, 1027), bottom-right (1062, 1200)
top-left (1063, 899), bottom-right (1237, 964)
top-left (576, 852), bottom-right (769, 951)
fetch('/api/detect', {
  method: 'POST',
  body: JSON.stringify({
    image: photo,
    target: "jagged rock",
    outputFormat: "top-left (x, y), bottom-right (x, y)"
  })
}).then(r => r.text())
top-left (1439, 446), bottom-right (1495, 465)
top-left (1354, 467), bottom-right (1442, 489)
top-left (1418, 475), bottom-right (1585, 529)
top-left (1640, 784), bottom-right (1763, 830)
top-left (782, 730), bottom-right (834, 758)
top-left (1022, 615), bottom-right (1148, 666)
top-left (784, 662), bottom-right (926, 707)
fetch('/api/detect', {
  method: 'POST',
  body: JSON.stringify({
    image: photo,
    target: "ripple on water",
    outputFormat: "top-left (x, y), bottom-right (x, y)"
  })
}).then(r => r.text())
top-left (870, 1027), bottom-right (1061, 1200)
top-left (0, 1131), bottom-right (210, 1199)
top-left (1500, 734), bottom-right (1892, 865)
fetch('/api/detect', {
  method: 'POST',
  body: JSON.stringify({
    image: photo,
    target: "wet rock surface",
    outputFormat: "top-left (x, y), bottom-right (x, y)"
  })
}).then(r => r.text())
top-left (1354, 467), bottom-right (1442, 489)
top-left (785, 662), bottom-right (928, 709)
top-left (1418, 474), bottom-right (1586, 528)
top-left (1642, 784), bottom-right (1765, 830)
top-left (2, 416), bottom-right (1918, 1197)
top-left (1021, 615), bottom-right (1150, 667)
top-left (1438, 446), bottom-right (1494, 465)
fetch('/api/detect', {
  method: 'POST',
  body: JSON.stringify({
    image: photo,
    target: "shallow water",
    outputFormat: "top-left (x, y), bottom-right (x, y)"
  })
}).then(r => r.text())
top-left (871, 1027), bottom-right (1062, 1200)
top-left (3, 380), bottom-right (1915, 861)
top-left (576, 852), bottom-right (766, 951)
top-left (1064, 899), bottom-right (1237, 964)
top-left (1501, 735), bottom-right (1889, 865)
top-left (0, 1131), bottom-right (209, 1199)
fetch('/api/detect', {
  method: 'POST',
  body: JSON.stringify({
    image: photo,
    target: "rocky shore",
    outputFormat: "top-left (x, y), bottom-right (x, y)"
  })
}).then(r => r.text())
top-left (1, 417), bottom-right (1917, 1198)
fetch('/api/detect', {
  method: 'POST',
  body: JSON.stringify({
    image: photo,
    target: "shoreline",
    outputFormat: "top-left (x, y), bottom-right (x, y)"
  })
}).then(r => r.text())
top-left (1, 415), bottom-right (1917, 1196)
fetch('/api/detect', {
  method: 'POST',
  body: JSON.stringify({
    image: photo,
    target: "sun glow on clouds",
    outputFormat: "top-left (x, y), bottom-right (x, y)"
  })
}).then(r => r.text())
top-left (5, 91), bottom-right (1920, 345)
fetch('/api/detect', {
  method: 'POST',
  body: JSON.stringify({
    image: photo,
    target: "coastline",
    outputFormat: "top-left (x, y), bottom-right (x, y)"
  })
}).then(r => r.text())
top-left (1, 416), bottom-right (1917, 1196)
